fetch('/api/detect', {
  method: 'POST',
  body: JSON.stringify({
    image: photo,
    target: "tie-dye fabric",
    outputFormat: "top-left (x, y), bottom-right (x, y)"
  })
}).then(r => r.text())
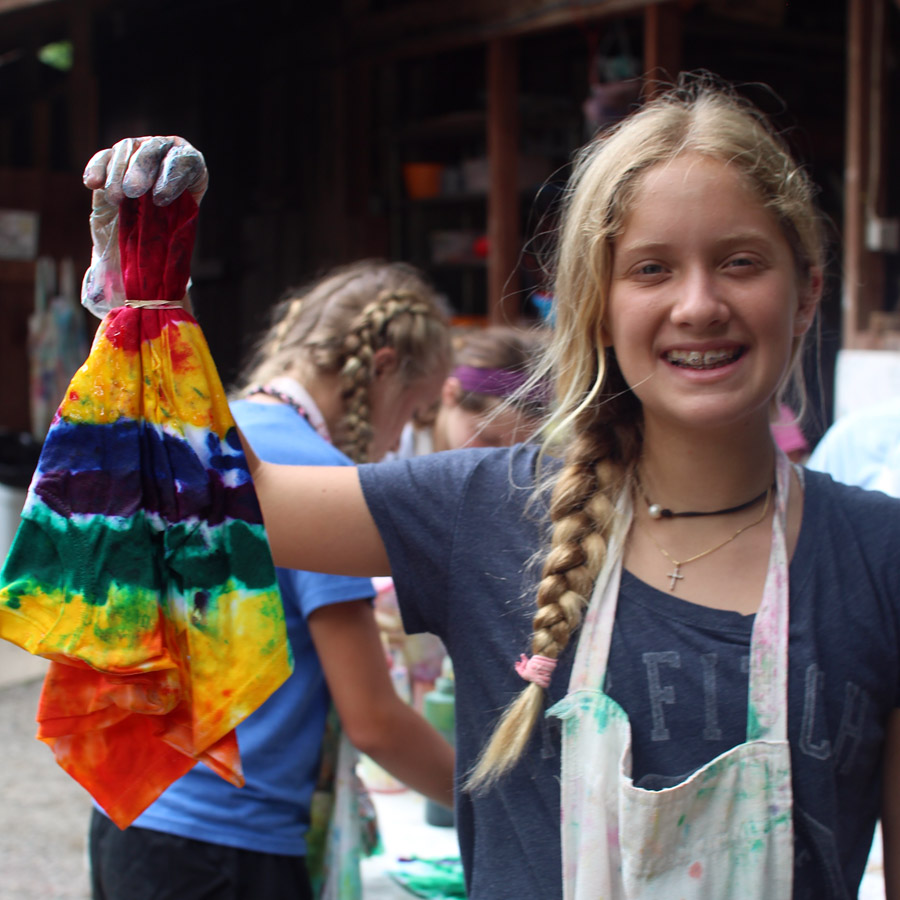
top-left (0, 193), bottom-right (292, 828)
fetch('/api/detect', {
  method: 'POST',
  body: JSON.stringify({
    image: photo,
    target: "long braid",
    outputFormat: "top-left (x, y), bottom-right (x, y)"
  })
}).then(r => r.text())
top-left (468, 356), bottom-right (642, 790)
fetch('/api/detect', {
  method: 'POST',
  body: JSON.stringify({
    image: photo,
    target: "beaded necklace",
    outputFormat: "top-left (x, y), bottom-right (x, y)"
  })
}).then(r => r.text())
top-left (246, 378), bottom-right (331, 443)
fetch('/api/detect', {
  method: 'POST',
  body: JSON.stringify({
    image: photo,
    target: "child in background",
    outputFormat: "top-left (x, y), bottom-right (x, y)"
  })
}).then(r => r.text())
top-left (84, 74), bottom-right (900, 900)
top-left (384, 325), bottom-right (547, 708)
top-left (397, 325), bottom-right (547, 457)
top-left (82, 255), bottom-right (455, 900)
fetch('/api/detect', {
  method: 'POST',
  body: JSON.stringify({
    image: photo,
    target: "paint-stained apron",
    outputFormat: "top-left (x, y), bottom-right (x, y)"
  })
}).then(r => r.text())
top-left (549, 452), bottom-right (795, 899)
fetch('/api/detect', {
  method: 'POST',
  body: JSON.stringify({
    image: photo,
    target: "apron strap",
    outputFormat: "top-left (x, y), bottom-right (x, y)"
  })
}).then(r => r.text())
top-left (746, 450), bottom-right (793, 742)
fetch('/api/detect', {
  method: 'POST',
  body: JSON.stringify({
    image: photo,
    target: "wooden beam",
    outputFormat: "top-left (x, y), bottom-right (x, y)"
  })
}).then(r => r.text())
top-left (843, 0), bottom-right (888, 348)
top-left (349, 0), bottom-right (657, 59)
top-left (642, 1), bottom-right (682, 93)
top-left (0, 0), bottom-right (55, 13)
top-left (68, 0), bottom-right (98, 172)
top-left (486, 37), bottom-right (520, 324)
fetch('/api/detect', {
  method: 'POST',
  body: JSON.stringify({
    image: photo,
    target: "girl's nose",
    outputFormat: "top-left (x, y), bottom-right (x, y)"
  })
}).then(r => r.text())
top-left (670, 268), bottom-right (729, 329)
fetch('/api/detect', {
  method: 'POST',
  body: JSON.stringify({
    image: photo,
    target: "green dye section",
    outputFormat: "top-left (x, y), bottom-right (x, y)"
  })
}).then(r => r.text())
top-left (2, 502), bottom-right (276, 602)
top-left (166, 519), bottom-right (277, 592)
top-left (746, 703), bottom-right (762, 741)
top-left (0, 499), bottom-right (283, 665)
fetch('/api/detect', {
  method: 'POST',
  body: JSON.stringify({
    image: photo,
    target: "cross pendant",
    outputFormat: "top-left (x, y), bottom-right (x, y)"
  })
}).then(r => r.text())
top-left (667, 564), bottom-right (684, 591)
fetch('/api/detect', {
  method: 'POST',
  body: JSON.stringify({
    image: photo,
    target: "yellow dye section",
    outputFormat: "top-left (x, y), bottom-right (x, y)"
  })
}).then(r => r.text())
top-left (170, 582), bottom-right (293, 748)
top-left (60, 315), bottom-right (233, 438)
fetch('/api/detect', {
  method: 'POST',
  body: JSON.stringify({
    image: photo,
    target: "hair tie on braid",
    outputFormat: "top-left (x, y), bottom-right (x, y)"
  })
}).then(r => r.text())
top-left (515, 654), bottom-right (557, 689)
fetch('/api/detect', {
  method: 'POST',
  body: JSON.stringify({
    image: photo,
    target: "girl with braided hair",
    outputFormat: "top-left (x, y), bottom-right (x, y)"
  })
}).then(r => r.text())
top-left (85, 73), bottom-right (900, 899)
top-left (395, 325), bottom-right (549, 457)
top-left (87, 258), bottom-right (455, 900)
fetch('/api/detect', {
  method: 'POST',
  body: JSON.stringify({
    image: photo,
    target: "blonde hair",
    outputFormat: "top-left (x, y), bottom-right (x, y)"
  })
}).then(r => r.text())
top-left (235, 260), bottom-right (452, 463)
top-left (468, 74), bottom-right (825, 789)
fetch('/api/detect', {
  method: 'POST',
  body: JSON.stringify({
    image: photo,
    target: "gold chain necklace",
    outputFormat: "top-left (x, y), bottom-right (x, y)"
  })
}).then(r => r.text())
top-left (634, 484), bottom-right (773, 592)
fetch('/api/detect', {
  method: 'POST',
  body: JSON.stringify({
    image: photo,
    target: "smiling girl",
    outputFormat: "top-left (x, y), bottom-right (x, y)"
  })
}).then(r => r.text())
top-left (83, 74), bottom-right (900, 900)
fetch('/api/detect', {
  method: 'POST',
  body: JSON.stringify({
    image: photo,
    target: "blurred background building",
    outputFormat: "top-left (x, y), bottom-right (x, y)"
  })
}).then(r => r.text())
top-left (0, 0), bottom-right (897, 445)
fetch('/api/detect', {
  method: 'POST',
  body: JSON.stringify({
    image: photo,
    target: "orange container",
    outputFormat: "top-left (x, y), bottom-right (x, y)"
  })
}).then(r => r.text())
top-left (403, 162), bottom-right (444, 199)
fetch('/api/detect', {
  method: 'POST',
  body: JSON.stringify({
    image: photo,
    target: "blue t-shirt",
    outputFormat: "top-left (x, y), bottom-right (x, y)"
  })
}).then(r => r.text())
top-left (808, 397), bottom-right (900, 491)
top-left (126, 400), bottom-right (375, 856)
top-left (358, 445), bottom-right (900, 900)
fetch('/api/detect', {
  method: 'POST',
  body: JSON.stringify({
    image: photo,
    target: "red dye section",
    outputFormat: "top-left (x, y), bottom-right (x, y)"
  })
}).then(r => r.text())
top-left (102, 305), bottom-right (192, 352)
top-left (688, 861), bottom-right (703, 879)
top-left (119, 191), bottom-right (198, 302)
top-left (166, 319), bottom-right (198, 373)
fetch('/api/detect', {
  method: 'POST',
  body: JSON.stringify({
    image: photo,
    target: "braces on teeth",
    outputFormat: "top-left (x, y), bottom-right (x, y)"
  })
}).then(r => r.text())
top-left (669, 349), bottom-right (737, 366)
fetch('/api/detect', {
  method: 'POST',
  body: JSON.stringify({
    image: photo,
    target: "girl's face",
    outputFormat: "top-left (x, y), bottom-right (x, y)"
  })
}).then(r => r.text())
top-left (438, 379), bottom-right (538, 450)
top-left (605, 153), bottom-right (820, 437)
top-left (368, 365), bottom-right (446, 462)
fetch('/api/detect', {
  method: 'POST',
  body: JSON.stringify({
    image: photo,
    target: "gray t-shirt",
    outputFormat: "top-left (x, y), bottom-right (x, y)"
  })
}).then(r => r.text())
top-left (359, 445), bottom-right (900, 900)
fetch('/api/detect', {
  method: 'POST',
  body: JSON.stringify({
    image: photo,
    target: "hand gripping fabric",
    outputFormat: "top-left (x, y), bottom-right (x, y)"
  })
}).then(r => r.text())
top-left (0, 192), bottom-right (293, 828)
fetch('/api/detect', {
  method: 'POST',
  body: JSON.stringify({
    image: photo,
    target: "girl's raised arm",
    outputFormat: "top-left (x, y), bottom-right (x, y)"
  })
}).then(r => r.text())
top-left (240, 428), bottom-right (390, 576)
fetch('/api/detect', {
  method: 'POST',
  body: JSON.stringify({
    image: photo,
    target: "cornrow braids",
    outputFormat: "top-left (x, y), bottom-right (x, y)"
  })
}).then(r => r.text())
top-left (272, 298), bottom-right (304, 353)
top-left (336, 290), bottom-right (439, 463)
top-left (230, 260), bottom-right (451, 460)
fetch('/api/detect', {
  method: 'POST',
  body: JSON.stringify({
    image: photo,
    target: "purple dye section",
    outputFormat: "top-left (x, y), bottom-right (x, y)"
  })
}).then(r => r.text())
top-left (32, 419), bottom-right (262, 526)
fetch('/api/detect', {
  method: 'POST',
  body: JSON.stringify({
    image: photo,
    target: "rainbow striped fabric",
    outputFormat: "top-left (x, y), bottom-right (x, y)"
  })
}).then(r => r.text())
top-left (0, 193), bottom-right (292, 827)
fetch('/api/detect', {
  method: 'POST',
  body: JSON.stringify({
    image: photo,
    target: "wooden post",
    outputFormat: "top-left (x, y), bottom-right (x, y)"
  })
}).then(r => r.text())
top-left (486, 37), bottom-right (520, 324)
top-left (643, 1), bottom-right (682, 93)
top-left (843, 0), bottom-right (888, 347)
top-left (69, 0), bottom-right (99, 171)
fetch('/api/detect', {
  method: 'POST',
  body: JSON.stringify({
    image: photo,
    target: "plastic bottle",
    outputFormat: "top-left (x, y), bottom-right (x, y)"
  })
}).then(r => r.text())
top-left (423, 656), bottom-right (456, 827)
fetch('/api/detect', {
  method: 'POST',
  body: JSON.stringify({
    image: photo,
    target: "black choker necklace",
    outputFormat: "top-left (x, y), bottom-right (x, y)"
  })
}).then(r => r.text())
top-left (637, 475), bottom-right (774, 519)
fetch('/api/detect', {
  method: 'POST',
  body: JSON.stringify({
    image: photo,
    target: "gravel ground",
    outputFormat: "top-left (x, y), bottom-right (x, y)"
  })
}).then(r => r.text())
top-left (0, 677), bottom-right (92, 900)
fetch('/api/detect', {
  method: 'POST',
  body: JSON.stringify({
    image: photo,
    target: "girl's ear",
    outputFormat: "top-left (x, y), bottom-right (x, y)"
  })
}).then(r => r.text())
top-left (372, 346), bottom-right (399, 378)
top-left (441, 376), bottom-right (462, 408)
top-left (793, 266), bottom-right (823, 337)
top-left (598, 319), bottom-right (613, 349)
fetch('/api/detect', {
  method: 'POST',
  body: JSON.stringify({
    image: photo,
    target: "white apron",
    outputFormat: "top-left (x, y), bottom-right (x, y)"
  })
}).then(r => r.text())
top-left (549, 453), bottom-right (795, 900)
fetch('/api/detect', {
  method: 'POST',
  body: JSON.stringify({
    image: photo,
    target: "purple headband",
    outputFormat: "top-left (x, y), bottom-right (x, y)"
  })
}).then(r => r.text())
top-left (453, 365), bottom-right (528, 398)
top-left (453, 365), bottom-right (552, 408)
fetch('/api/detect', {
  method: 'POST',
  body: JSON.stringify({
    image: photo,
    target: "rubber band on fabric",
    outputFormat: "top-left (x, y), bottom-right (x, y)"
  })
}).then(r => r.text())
top-left (123, 299), bottom-right (184, 309)
top-left (515, 653), bottom-right (557, 689)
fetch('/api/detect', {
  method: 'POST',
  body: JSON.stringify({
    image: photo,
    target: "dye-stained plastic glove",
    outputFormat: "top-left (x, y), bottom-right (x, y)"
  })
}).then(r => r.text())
top-left (81, 136), bottom-right (208, 318)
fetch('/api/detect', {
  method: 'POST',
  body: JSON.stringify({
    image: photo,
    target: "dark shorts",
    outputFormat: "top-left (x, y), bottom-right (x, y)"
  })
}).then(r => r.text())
top-left (89, 808), bottom-right (313, 900)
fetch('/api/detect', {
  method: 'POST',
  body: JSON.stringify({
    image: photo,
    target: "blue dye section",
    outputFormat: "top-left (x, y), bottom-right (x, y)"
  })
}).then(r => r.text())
top-left (33, 419), bottom-right (263, 525)
top-left (209, 428), bottom-right (250, 472)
